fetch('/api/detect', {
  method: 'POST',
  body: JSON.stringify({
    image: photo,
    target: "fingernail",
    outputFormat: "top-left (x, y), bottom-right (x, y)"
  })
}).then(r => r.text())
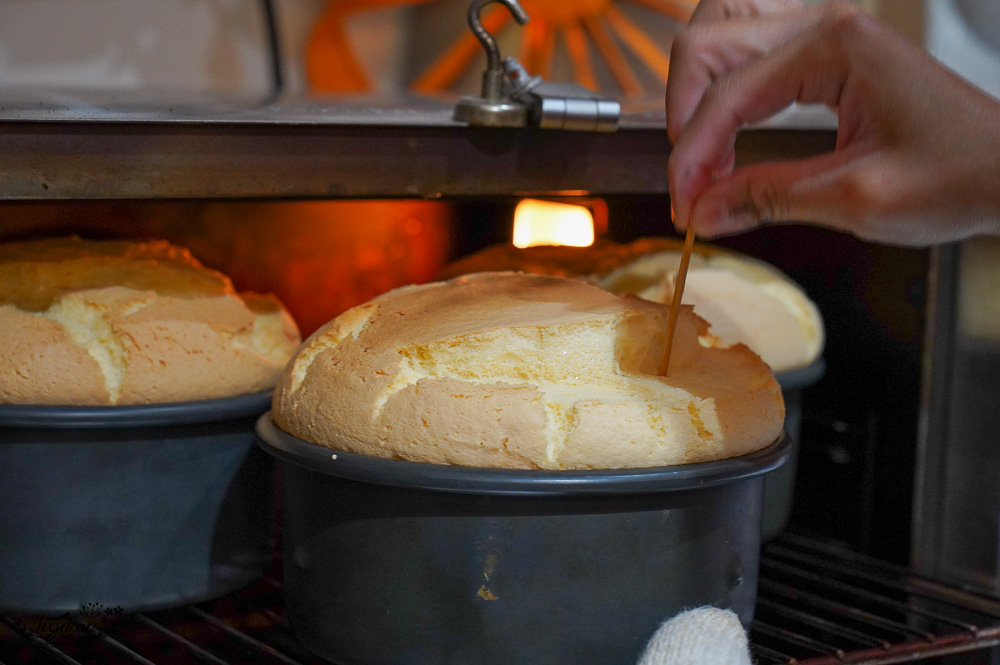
top-left (672, 200), bottom-right (692, 232)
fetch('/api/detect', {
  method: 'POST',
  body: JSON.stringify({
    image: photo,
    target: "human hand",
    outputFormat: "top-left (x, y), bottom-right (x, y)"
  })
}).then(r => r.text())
top-left (666, 0), bottom-right (1000, 246)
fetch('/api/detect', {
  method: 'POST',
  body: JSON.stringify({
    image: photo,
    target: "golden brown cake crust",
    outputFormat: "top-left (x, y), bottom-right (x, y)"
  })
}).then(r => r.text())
top-left (437, 238), bottom-right (687, 281)
top-left (0, 236), bottom-right (301, 405)
top-left (274, 272), bottom-right (783, 470)
top-left (439, 239), bottom-right (824, 372)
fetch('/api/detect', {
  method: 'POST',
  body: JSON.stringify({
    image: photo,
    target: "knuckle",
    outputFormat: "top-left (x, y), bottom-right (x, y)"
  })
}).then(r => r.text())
top-left (704, 71), bottom-right (748, 125)
top-left (822, 1), bottom-right (880, 41)
top-left (701, 76), bottom-right (728, 107)
top-left (745, 175), bottom-right (787, 222)
top-left (670, 25), bottom-right (709, 63)
top-left (836, 167), bottom-right (896, 234)
top-left (747, 0), bottom-right (806, 16)
top-left (841, 168), bottom-right (884, 210)
top-left (822, 0), bottom-right (862, 21)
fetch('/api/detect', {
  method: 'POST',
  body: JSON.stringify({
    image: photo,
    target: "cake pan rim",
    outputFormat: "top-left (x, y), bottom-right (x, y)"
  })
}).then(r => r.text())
top-left (0, 390), bottom-right (272, 429)
top-left (255, 412), bottom-right (791, 496)
top-left (775, 358), bottom-right (825, 391)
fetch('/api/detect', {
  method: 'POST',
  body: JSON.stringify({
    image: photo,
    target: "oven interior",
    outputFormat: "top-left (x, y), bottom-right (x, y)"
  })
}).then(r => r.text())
top-left (3, 0), bottom-right (1000, 660)
top-left (1, 194), bottom-right (991, 665)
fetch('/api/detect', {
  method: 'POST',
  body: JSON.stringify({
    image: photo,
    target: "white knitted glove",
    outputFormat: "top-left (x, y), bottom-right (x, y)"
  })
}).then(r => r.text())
top-left (637, 606), bottom-right (752, 665)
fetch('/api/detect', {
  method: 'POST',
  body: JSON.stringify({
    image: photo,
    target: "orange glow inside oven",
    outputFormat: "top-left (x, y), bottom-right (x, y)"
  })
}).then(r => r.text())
top-left (512, 199), bottom-right (596, 248)
top-left (0, 200), bottom-right (452, 337)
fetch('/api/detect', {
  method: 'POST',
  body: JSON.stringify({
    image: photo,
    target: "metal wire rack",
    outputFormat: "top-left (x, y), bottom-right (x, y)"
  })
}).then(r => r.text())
top-left (3, 533), bottom-right (1000, 664)
top-left (751, 534), bottom-right (1000, 664)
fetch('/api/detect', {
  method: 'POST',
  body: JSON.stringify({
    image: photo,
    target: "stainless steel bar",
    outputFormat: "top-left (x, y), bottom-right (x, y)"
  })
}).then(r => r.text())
top-left (761, 558), bottom-right (979, 633)
top-left (0, 616), bottom-right (83, 665)
top-left (749, 643), bottom-right (797, 665)
top-left (765, 544), bottom-right (1000, 619)
top-left (187, 607), bottom-right (306, 665)
top-left (69, 618), bottom-right (156, 665)
top-left (254, 606), bottom-right (287, 629)
top-left (907, 578), bottom-right (1000, 619)
top-left (776, 536), bottom-right (1000, 614)
top-left (776, 534), bottom-right (914, 578)
top-left (134, 614), bottom-right (231, 665)
top-left (797, 631), bottom-right (1000, 665)
top-left (756, 597), bottom-right (891, 648)
top-left (221, 586), bottom-right (291, 630)
top-left (912, 243), bottom-right (961, 591)
top-left (759, 579), bottom-right (932, 640)
top-left (0, 119), bottom-right (835, 200)
top-left (779, 533), bottom-right (1000, 607)
top-left (753, 620), bottom-right (844, 658)
top-left (0, 121), bottom-right (674, 200)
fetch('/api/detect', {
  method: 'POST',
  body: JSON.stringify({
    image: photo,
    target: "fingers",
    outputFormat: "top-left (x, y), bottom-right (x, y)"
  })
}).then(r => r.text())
top-left (665, 6), bottom-right (831, 141)
top-left (682, 149), bottom-right (863, 237)
top-left (667, 0), bottom-right (1000, 246)
top-left (689, 0), bottom-right (803, 24)
top-left (670, 6), bottom-right (872, 230)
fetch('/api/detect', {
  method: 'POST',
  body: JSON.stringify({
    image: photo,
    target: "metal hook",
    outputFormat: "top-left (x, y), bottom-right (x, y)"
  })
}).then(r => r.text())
top-left (467, 0), bottom-right (530, 101)
top-left (454, 0), bottom-right (619, 130)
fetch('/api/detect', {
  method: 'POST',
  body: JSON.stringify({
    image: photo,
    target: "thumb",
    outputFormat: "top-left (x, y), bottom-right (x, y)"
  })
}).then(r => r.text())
top-left (687, 150), bottom-right (859, 237)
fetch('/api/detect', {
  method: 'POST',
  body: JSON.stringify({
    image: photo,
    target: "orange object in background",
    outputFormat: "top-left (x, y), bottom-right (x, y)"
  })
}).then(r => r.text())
top-left (0, 201), bottom-right (452, 337)
top-left (307, 0), bottom-right (434, 93)
top-left (414, 0), bottom-right (692, 97)
top-left (307, 0), bottom-right (697, 98)
top-left (157, 201), bottom-right (453, 336)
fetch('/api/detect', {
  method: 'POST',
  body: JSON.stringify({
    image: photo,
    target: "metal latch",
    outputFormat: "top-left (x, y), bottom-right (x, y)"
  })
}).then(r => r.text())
top-left (452, 0), bottom-right (620, 132)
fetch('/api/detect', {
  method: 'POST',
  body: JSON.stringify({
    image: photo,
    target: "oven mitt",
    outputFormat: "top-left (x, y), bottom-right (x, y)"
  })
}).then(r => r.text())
top-left (637, 606), bottom-right (752, 665)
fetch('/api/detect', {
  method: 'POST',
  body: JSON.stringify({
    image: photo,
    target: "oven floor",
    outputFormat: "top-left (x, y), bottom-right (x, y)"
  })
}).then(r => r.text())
top-left (2, 533), bottom-right (999, 664)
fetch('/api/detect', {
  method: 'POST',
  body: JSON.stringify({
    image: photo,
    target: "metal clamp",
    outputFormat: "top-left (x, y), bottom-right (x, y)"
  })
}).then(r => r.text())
top-left (452, 0), bottom-right (620, 132)
top-left (503, 58), bottom-right (620, 132)
top-left (452, 0), bottom-right (531, 128)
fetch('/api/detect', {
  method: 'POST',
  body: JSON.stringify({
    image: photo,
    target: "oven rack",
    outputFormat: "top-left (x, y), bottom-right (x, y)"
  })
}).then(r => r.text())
top-left (2, 533), bottom-right (999, 665)
top-left (0, 93), bottom-right (836, 200)
top-left (751, 534), bottom-right (1000, 663)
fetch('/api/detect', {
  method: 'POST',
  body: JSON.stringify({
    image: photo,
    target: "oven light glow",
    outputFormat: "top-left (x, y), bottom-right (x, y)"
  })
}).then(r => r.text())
top-left (512, 199), bottom-right (595, 248)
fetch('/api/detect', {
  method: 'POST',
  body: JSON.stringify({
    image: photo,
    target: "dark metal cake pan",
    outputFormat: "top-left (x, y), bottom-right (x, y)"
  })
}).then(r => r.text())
top-left (765, 358), bottom-right (827, 539)
top-left (0, 391), bottom-right (275, 614)
top-left (256, 413), bottom-right (790, 665)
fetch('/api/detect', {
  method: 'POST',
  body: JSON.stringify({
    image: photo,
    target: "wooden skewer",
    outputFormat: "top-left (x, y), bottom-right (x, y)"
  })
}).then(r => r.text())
top-left (658, 219), bottom-right (696, 376)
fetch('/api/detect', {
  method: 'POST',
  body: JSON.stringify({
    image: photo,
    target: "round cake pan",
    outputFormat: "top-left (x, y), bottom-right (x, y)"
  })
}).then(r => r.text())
top-left (256, 413), bottom-right (791, 665)
top-left (0, 391), bottom-right (275, 614)
top-left (764, 358), bottom-right (826, 539)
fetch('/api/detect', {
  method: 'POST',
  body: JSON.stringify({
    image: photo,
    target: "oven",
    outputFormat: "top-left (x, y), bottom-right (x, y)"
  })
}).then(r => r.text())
top-left (2, 1), bottom-right (1000, 663)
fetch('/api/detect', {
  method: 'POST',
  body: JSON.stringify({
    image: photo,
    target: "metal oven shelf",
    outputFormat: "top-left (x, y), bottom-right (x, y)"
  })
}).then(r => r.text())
top-left (0, 93), bottom-right (835, 200)
top-left (3, 534), bottom-right (999, 664)
top-left (753, 535), bottom-right (1000, 664)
